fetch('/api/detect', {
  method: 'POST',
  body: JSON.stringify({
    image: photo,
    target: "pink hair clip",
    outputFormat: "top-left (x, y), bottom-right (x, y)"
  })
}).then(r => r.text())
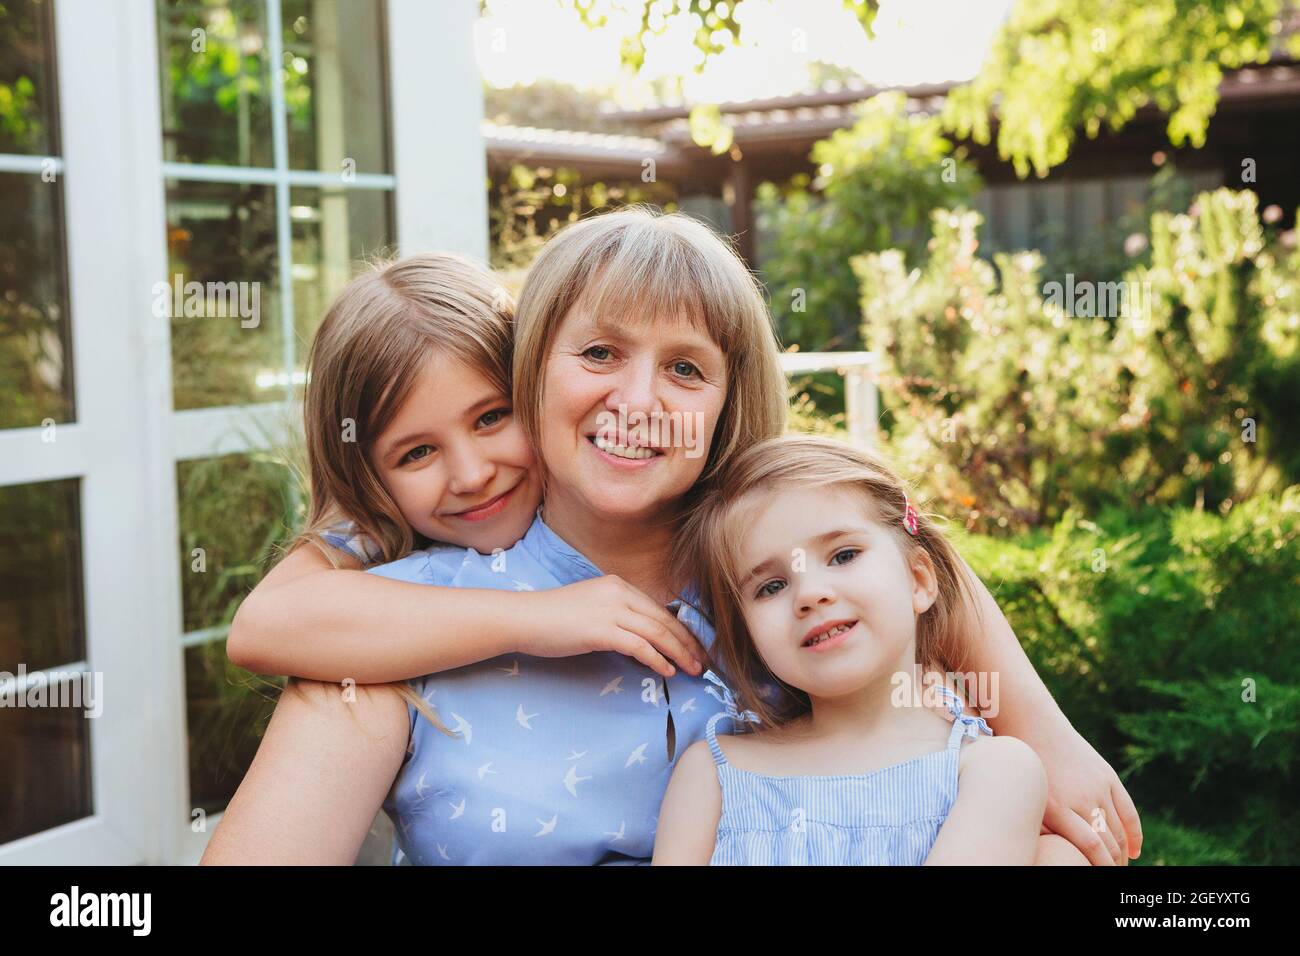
top-left (903, 497), bottom-right (920, 536)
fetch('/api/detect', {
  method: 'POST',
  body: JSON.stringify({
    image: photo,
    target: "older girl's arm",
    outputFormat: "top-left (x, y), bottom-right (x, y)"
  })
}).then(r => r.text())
top-left (200, 679), bottom-right (409, 865)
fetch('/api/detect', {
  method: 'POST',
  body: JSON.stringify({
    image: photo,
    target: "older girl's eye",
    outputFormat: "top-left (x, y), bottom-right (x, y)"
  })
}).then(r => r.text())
top-left (755, 578), bottom-right (785, 599)
top-left (583, 345), bottom-right (613, 361)
top-left (831, 548), bottom-right (860, 566)
top-left (403, 444), bottom-right (434, 464)
top-left (477, 407), bottom-right (510, 428)
top-left (672, 359), bottom-right (700, 378)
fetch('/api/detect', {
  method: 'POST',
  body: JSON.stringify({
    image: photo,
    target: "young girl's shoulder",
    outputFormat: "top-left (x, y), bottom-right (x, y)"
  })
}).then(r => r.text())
top-left (957, 732), bottom-right (1044, 785)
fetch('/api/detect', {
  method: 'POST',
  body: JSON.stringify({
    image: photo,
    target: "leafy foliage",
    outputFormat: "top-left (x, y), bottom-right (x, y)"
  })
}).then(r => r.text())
top-left (756, 91), bottom-right (981, 353)
top-left (852, 189), bottom-right (1300, 534)
top-left (943, 0), bottom-right (1300, 178)
top-left (958, 491), bottom-right (1300, 864)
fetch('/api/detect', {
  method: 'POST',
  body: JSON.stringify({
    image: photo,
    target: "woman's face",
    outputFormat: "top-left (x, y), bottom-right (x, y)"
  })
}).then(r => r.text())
top-left (368, 353), bottom-right (541, 554)
top-left (539, 302), bottom-right (728, 523)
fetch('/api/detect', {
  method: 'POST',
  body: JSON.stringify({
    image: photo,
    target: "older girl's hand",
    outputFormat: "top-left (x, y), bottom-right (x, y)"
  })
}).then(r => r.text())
top-left (1026, 723), bottom-right (1142, 866)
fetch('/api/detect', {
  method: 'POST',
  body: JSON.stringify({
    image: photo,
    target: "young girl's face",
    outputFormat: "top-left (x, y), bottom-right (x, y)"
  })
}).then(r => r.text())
top-left (368, 353), bottom-right (541, 555)
top-left (733, 484), bottom-right (938, 700)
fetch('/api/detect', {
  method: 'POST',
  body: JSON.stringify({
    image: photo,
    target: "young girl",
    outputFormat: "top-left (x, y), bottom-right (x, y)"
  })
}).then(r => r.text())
top-left (654, 434), bottom-right (1051, 865)
top-left (226, 252), bottom-right (709, 714)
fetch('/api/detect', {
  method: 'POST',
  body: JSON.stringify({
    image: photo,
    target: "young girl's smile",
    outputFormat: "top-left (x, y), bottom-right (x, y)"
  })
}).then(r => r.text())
top-left (735, 484), bottom-right (939, 701)
top-left (369, 352), bottom-right (541, 554)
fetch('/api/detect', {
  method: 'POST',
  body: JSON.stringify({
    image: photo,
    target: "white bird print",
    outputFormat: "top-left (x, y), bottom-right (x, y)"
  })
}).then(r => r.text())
top-left (448, 798), bottom-right (465, 819)
top-left (477, 762), bottom-right (499, 780)
top-left (679, 697), bottom-right (697, 713)
top-left (415, 771), bottom-right (430, 799)
top-left (625, 743), bottom-right (648, 767)
top-left (394, 847), bottom-right (406, 865)
top-left (534, 814), bottom-right (558, 837)
top-left (511, 580), bottom-right (535, 591)
top-left (604, 821), bottom-right (626, 842)
top-left (516, 704), bottom-right (539, 729)
top-left (437, 844), bottom-right (451, 861)
top-left (565, 749), bottom-right (588, 761)
top-left (563, 763), bottom-right (593, 797)
top-left (497, 660), bottom-right (520, 677)
top-left (600, 676), bottom-right (624, 696)
top-left (449, 712), bottom-right (472, 745)
top-left (422, 688), bottom-right (437, 705)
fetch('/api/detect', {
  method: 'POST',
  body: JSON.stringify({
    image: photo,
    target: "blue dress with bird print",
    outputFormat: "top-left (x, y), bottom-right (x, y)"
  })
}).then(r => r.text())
top-left (368, 509), bottom-right (747, 865)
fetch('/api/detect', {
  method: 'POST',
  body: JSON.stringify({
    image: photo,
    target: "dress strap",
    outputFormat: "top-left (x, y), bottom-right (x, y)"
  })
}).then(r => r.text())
top-left (935, 684), bottom-right (993, 749)
top-left (702, 669), bottom-right (761, 767)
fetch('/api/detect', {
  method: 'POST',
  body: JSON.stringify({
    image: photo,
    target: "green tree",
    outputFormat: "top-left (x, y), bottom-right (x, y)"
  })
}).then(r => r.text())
top-left (756, 91), bottom-right (981, 352)
top-left (943, 0), bottom-right (1300, 178)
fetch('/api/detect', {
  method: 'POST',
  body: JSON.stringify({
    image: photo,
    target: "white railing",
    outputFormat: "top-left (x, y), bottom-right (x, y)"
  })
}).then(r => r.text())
top-left (779, 351), bottom-right (880, 447)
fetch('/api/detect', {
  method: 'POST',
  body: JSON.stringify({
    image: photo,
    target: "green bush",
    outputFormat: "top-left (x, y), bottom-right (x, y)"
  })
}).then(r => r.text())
top-left (853, 189), bottom-right (1300, 534)
top-left (959, 488), bottom-right (1300, 864)
top-left (755, 91), bottom-right (981, 354)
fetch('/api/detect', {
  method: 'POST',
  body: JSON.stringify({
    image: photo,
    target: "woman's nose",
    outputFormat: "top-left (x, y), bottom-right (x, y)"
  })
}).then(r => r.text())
top-left (607, 356), bottom-right (664, 416)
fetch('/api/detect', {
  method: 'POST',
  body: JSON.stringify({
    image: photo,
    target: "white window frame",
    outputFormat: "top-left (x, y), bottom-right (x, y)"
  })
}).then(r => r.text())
top-left (0, 0), bottom-right (486, 865)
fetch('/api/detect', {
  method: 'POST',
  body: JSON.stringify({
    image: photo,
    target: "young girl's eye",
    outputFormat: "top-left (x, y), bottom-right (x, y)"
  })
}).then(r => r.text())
top-left (403, 444), bottom-right (434, 464)
top-left (671, 359), bottom-right (700, 378)
top-left (830, 548), bottom-right (860, 566)
top-left (583, 345), bottom-right (613, 362)
top-left (477, 407), bottom-right (510, 428)
top-left (755, 578), bottom-right (785, 599)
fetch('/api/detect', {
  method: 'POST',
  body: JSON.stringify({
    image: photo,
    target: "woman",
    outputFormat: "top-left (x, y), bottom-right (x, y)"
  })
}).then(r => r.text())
top-left (202, 209), bottom-right (1140, 866)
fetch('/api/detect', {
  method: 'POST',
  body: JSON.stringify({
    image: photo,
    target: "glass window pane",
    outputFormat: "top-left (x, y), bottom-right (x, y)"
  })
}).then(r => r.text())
top-left (0, 690), bottom-right (92, 844)
top-left (176, 452), bottom-right (300, 634)
top-left (185, 638), bottom-right (280, 813)
top-left (0, 478), bottom-right (83, 674)
top-left (157, 0), bottom-right (274, 167)
top-left (0, 170), bottom-right (73, 428)
top-left (165, 179), bottom-right (281, 410)
top-left (0, 0), bottom-right (60, 156)
top-left (289, 184), bottom-right (393, 389)
top-left (282, 0), bottom-right (389, 173)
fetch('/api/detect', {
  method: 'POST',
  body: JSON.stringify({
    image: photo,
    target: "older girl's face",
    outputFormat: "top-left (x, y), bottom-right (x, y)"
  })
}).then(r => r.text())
top-left (539, 302), bottom-right (727, 523)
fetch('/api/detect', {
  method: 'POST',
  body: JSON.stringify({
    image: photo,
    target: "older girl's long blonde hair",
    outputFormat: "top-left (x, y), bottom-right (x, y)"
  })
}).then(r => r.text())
top-left (291, 252), bottom-right (514, 737)
top-left (675, 434), bottom-right (983, 732)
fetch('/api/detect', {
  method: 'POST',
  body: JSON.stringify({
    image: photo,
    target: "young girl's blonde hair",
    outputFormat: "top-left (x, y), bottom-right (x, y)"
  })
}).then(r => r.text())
top-left (292, 252), bottom-right (514, 737)
top-left (511, 206), bottom-right (787, 503)
top-left (675, 434), bottom-right (982, 731)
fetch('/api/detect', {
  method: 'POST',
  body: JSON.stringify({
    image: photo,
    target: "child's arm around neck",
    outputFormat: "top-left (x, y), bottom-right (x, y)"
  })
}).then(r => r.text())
top-left (226, 541), bottom-right (710, 683)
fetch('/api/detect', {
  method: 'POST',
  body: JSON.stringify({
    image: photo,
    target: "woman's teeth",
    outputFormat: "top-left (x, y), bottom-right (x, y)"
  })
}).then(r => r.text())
top-left (591, 435), bottom-right (658, 460)
top-left (805, 622), bottom-right (853, 647)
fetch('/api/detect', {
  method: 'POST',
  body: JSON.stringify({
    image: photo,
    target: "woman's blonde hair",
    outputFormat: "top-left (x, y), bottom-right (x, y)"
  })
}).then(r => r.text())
top-left (511, 206), bottom-right (787, 503)
top-left (293, 251), bottom-right (514, 737)
top-left (675, 434), bottom-right (982, 732)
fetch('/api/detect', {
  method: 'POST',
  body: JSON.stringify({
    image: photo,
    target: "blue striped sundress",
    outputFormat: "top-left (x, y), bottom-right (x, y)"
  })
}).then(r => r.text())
top-left (703, 674), bottom-right (993, 866)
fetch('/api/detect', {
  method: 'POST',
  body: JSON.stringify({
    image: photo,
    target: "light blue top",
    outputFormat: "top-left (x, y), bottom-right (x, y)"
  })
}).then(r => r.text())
top-left (368, 510), bottom-right (747, 866)
top-left (704, 679), bottom-right (993, 866)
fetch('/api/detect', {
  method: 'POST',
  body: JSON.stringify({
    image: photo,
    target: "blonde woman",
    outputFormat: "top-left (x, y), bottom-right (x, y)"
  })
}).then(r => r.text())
top-left (203, 208), bottom-right (1141, 866)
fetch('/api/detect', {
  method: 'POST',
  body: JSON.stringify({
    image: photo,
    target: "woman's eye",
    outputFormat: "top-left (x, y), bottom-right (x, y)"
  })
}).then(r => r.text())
top-left (830, 548), bottom-right (860, 566)
top-left (672, 359), bottom-right (700, 378)
top-left (477, 407), bottom-right (510, 428)
top-left (755, 579), bottom-right (785, 599)
top-left (403, 444), bottom-right (434, 464)
top-left (583, 345), bottom-right (613, 362)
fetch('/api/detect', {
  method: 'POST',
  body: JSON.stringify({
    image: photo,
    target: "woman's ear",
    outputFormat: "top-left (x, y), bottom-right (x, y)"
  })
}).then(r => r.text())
top-left (909, 547), bottom-right (939, 615)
